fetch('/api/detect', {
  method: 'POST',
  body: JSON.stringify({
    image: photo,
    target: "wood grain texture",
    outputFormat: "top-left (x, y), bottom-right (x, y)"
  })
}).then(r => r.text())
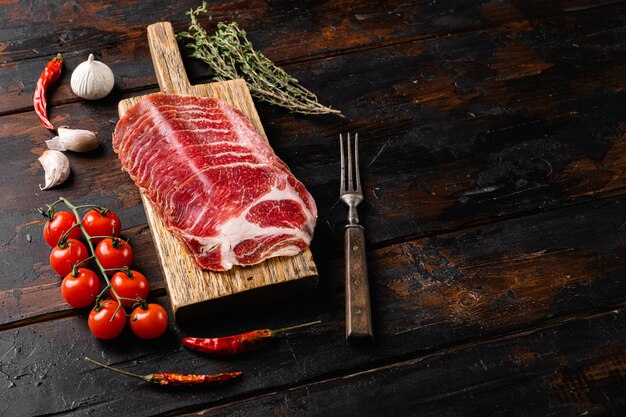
top-left (184, 309), bottom-right (626, 417)
top-left (1, 1), bottom-right (626, 415)
top-left (0, 0), bottom-right (620, 115)
top-left (1, 3), bottom-right (625, 325)
top-left (2, 196), bottom-right (626, 415)
top-left (117, 22), bottom-right (317, 321)
top-left (345, 226), bottom-right (373, 340)
top-left (147, 22), bottom-right (194, 95)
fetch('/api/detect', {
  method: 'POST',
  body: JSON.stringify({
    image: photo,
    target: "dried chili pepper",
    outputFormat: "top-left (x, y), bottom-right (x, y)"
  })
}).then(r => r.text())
top-left (182, 320), bottom-right (321, 356)
top-left (34, 53), bottom-right (63, 130)
top-left (84, 357), bottom-right (242, 386)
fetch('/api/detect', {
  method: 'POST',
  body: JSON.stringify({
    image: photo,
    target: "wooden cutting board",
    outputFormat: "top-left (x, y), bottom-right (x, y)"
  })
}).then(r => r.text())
top-left (117, 22), bottom-right (318, 322)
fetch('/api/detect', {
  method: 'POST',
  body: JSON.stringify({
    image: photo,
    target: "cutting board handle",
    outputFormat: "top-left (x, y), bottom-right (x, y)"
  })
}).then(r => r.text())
top-left (147, 22), bottom-right (193, 95)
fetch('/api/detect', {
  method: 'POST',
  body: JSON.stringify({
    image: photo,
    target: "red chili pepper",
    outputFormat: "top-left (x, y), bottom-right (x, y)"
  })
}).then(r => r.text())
top-left (84, 357), bottom-right (242, 386)
top-left (34, 53), bottom-right (63, 130)
top-left (182, 320), bottom-right (321, 356)
top-left (150, 371), bottom-right (241, 386)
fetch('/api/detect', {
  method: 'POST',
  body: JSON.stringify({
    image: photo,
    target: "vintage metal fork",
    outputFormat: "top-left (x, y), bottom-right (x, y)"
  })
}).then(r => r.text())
top-left (340, 133), bottom-right (373, 340)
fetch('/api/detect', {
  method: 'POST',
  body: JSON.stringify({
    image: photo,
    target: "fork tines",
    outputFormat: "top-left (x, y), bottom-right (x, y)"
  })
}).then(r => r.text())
top-left (340, 133), bottom-right (361, 195)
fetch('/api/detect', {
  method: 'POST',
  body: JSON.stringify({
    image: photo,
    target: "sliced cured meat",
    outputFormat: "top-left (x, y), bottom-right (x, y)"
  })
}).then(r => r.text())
top-left (113, 93), bottom-right (317, 271)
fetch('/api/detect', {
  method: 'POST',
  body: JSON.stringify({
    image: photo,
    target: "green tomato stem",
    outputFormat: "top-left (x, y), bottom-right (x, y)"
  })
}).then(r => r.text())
top-left (59, 197), bottom-right (122, 307)
top-left (57, 222), bottom-right (82, 246)
top-left (74, 204), bottom-right (101, 210)
top-left (95, 283), bottom-right (111, 303)
top-left (71, 256), bottom-right (95, 276)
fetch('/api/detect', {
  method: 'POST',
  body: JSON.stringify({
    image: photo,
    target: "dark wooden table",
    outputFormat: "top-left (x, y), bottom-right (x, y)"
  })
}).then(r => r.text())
top-left (1, 1), bottom-right (625, 415)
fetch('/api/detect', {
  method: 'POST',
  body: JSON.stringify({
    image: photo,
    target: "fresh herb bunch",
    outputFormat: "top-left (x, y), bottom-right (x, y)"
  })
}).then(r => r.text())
top-left (177, 2), bottom-right (342, 116)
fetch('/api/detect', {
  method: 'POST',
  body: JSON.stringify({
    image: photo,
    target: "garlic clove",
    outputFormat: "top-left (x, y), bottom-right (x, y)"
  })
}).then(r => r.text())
top-left (38, 150), bottom-right (70, 190)
top-left (45, 136), bottom-right (64, 151)
top-left (46, 127), bottom-right (99, 152)
top-left (70, 54), bottom-right (115, 100)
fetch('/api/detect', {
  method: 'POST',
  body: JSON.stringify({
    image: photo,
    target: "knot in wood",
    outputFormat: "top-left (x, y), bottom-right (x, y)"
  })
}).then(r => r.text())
top-left (457, 291), bottom-right (479, 308)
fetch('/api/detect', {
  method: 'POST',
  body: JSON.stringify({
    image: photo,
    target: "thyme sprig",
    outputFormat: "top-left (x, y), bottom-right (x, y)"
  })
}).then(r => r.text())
top-left (177, 2), bottom-right (342, 116)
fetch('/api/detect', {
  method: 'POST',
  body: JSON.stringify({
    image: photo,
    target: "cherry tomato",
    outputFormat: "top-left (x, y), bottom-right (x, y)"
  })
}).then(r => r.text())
top-left (88, 300), bottom-right (126, 339)
top-left (43, 211), bottom-right (81, 247)
top-left (95, 238), bottom-right (134, 272)
top-left (61, 267), bottom-right (100, 308)
top-left (130, 303), bottom-right (169, 339)
top-left (82, 209), bottom-right (121, 244)
top-left (50, 239), bottom-right (89, 276)
top-left (111, 270), bottom-right (150, 307)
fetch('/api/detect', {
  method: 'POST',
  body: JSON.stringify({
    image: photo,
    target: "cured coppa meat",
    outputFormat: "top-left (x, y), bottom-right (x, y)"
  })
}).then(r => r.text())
top-left (113, 93), bottom-right (317, 271)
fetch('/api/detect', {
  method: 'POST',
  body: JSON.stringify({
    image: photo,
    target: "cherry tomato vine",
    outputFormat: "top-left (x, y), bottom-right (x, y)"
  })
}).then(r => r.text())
top-left (40, 197), bottom-right (168, 340)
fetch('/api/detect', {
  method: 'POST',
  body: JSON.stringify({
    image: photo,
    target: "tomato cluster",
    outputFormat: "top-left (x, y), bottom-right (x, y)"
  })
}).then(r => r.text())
top-left (43, 204), bottom-right (169, 340)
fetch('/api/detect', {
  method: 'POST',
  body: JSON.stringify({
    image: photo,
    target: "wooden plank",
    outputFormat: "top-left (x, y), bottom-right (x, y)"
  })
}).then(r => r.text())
top-left (0, 0), bottom-right (621, 115)
top-left (183, 309), bottom-right (626, 417)
top-left (1, 293), bottom-right (624, 415)
top-left (1, 2), bottom-right (625, 325)
top-left (5, 189), bottom-right (626, 333)
top-left (2, 1), bottom-right (625, 415)
top-left (116, 23), bottom-right (317, 321)
top-left (0, 0), bottom-right (422, 114)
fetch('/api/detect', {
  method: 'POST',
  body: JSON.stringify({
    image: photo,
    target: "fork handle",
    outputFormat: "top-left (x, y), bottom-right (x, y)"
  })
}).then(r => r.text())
top-left (345, 225), bottom-right (373, 341)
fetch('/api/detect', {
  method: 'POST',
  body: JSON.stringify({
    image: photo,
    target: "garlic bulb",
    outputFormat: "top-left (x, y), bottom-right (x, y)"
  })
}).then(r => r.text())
top-left (70, 54), bottom-right (115, 100)
top-left (46, 127), bottom-right (99, 152)
top-left (38, 150), bottom-right (70, 190)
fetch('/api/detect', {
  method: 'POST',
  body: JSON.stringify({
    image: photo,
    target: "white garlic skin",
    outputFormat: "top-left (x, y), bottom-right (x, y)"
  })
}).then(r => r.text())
top-left (70, 54), bottom-right (115, 100)
top-left (38, 150), bottom-right (70, 190)
top-left (46, 127), bottom-right (100, 152)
